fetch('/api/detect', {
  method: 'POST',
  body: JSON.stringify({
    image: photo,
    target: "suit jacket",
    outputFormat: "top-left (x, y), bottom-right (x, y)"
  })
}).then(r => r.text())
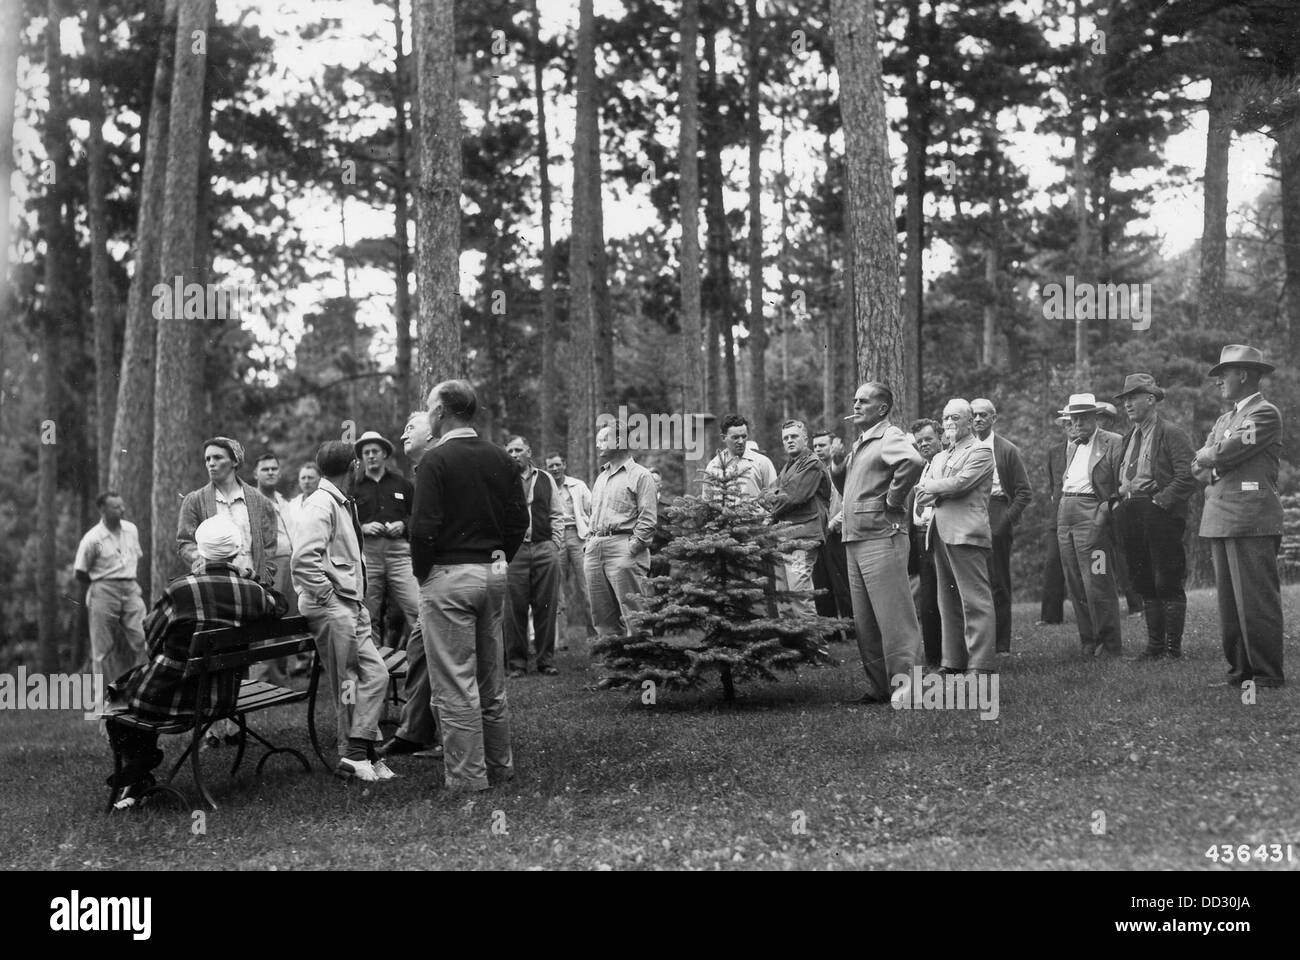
top-left (1118, 414), bottom-right (1198, 518)
top-left (1195, 394), bottom-right (1284, 538)
top-left (291, 478), bottom-right (368, 604)
top-left (1063, 428), bottom-right (1124, 505)
top-left (177, 479), bottom-right (278, 586)
top-left (1045, 439), bottom-right (1068, 514)
top-left (839, 420), bottom-right (924, 542)
top-left (920, 435), bottom-right (995, 549)
top-left (989, 434), bottom-right (1033, 527)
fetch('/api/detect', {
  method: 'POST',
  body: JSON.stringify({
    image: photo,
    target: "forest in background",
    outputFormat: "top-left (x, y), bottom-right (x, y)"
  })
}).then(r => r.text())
top-left (2, 0), bottom-right (1300, 669)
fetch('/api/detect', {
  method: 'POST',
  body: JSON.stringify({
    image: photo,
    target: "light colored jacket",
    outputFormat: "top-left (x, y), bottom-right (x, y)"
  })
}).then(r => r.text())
top-left (559, 475), bottom-right (593, 539)
top-left (290, 478), bottom-right (367, 603)
top-left (1196, 394), bottom-right (1284, 538)
top-left (839, 419), bottom-right (924, 542)
top-left (921, 434), bottom-right (994, 549)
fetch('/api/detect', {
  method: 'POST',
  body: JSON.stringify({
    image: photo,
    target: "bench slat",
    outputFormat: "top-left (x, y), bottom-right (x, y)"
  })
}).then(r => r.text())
top-left (182, 634), bottom-right (314, 678)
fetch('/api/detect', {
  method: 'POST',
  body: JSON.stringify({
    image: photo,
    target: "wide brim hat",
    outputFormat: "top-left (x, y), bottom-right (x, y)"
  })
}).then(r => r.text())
top-left (1114, 373), bottom-right (1165, 401)
top-left (354, 430), bottom-right (394, 458)
top-left (1095, 401), bottom-right (1119, 419)
top-left (1057, 392), bottom-right (1101, 416)
top-left (1208, 344), bottom-right (1275, 377)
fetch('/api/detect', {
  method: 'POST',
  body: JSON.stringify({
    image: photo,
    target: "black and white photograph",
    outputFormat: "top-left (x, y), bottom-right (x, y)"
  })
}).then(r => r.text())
top-left (1, 0), bottom-right (1298, 902)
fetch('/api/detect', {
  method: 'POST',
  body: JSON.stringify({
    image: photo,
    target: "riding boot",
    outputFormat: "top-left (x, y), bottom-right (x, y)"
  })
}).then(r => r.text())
top-left (1136, 599), bottom-right (1165, 659)
top-left (1164, 599), bottom-right (1186, 660)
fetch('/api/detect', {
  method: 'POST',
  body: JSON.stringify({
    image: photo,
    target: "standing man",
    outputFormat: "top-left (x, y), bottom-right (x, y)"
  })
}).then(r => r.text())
top-left (770, 419), bottom-right (831, 618)
top-left (353, 430), bottom-right (422, 652)
top-left (1112, 374), bottom-right (1197, 660)
top-left (75, 492), bottom-right (148, 683)
top-left (703, 414), bottom-right (777, 498)
top-left (1194, 345), bottom-right (1285, 689)
top-left (1098, 402), bottom-right (1143, 615)
top-left (917, 401), bottom-right (996, 674)
top-left (253, 453), bottom-right (297, 611)
top-left (292, 441), bottom-right (393, 782)
top-left (1038, 416), bottom-right (1073, 625)
top-left (503, 436), bottom-right (565, 677)
top-left (830, 382), bottom-right (925, 704)
top-left (252, 452), bottom-right (306, 685)
top-left (1055, 394), bottom-right (1125, 658)
top-left (905, 420), bottom-right (942, 669)
top-left (971, 399), bottom-right (1033, 653)
top-left (811, 430), bottom-right (852, 631)
top-left (287, 462), bottom-right (321, 532)
top-left (586, 421), bottom-right (658, 638)
top-left (545, 453), bottom-right (596, 650)
top-left (379, 411), bottom-right (443, 760)
top-left (411, 381), bottom-right (529, 793)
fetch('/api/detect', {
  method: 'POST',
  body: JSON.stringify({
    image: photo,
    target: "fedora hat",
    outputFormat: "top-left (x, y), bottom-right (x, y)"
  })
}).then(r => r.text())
top-left (353, 430), bottom-right (394, 458)
top-left (1208, 344), bottom-right (1275, 377)
top-left (1057, 393), bottom-right (1101, 416)
top-left (1114, 373), bottom-right (1165, 401)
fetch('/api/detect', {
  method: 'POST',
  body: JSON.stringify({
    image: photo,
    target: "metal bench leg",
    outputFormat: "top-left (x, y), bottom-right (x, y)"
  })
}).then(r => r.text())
top-left (306, 657), bottom-right (331, 770)
top-left (190, 726), bottom-right (218, 811)
top-left (228, 715), bottom-right (248, 778)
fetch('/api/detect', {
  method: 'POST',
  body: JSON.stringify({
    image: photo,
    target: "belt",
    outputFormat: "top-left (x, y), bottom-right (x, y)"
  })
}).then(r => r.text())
top-left (1062, 492), bottom-right (1098, 499)
top-left (592, 527), bottom-right (632, 537)
top-left (990, 494), bottom-right (1010, 503)
top-left (1123, 492), bottom-right (1153, 500)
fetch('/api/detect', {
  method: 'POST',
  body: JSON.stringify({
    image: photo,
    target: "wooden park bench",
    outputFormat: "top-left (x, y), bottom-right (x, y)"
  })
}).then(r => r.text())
top-left (103, 615), bottom-right (324, 812)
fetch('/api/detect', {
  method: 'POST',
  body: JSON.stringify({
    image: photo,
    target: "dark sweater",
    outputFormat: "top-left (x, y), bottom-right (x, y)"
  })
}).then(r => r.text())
top-left (410, 433), bottom-right (530, 579)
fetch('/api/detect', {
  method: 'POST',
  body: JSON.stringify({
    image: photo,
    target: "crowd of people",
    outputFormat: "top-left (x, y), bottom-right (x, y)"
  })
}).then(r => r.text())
top-left (75, 342), bottom-right (1287, 809)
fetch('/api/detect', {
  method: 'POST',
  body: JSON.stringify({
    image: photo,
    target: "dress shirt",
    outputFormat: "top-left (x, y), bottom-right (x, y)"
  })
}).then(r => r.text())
top-left (589, 457), bottom-right (658, 545)
top-left (1061, 434), bottom-right (1096, 494)
top-left (703, 449), bottom-right (778, 497)
top-left (982, 433), bottom-right (1004, 496)
top-left (1121, 413), bottom-right (1157, 493)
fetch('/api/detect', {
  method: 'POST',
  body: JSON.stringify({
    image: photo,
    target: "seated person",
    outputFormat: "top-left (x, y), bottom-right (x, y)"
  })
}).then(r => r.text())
top-left (102, 516), bottom-right (288, 810)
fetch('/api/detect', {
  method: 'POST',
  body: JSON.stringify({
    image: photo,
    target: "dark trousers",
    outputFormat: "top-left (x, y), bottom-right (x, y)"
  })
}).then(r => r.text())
top-left (987, 497), bottom-right (1014, 651)
top-left (1210, 536), bottom-right (1284, 687)
top-left (910, 527), bottom-right (942, 667)
top-left (504, 540), bottom-right (560, 672)
top-left (1040, 520), bottom-right (1066, 622)
top-left (105, 720), bottom-right (164, 790)
top-left (1114, 498), bottom-right (1186, 602)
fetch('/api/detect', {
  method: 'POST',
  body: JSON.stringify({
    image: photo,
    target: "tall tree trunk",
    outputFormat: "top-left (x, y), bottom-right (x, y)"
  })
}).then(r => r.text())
top-left (39, 0), bottom-right (74, 671)
top-left (832, 0), bottom-right (905, 417)
top-left (901, 0), bottom-right (926, 420)
top-left (745, 0), bottom-right (768, 448)
top-left (778, 109), bottom-right (791, 423)
top-left (391, 0), bottom-right (413, 415)
top-left (822, 128), bottom-right (838, 425)
top-left (85, 0), bottom-right (117, 491)
top-left (1280, 117), bottom-right (1300, 356)
top-left (1072, 0), bottom-right (1089, 381)
top-left (591, 168), bottom-right (614, 419)
top-left (982, 127), bottom-right (1001, 368)
top-left (151, 0), bottom-right (212, 592)
top-left (531, 0), bottom-right (558, 459)
top-left (567, 0), bottom-right (599, 479)
top-left (678, 0), bottom-right (704, 417)
top-left (702, 21), bottom-right (733, 415)
top-left (1198, 77), bottom-right (1232, 326)
top-left (413, 0), bottom-right (462, 400)
top-left (0, 0), bottom-right (22, 441)
top-left (110, 0), bottom-right (175, 597)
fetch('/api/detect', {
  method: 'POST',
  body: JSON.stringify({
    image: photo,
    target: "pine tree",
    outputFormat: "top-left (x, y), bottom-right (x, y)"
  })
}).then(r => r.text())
top-left (593, 470), bottom-right (844, 703)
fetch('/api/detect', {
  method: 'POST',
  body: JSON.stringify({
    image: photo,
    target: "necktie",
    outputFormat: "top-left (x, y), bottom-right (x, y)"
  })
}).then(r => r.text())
top-left (1124, 431), bottom-right (1141, 484)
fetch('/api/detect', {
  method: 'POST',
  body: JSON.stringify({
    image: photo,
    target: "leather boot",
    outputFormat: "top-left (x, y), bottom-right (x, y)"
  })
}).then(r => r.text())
top-left (1132, 599), bottom-right (1165, 659)
top-left (1164, 599), bottom-right (1186, 659)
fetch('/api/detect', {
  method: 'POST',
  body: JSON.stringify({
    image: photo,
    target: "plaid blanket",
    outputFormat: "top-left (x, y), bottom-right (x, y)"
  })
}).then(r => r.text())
top-left (108, 562), bottom-right (288, 722)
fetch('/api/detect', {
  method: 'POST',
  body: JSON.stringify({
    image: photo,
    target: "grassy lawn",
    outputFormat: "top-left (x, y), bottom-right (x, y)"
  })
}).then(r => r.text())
top-left (2, 586), bottom-right (1298, 870)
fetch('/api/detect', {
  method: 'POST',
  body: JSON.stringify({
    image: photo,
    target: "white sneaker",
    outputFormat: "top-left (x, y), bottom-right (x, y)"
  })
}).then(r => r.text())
top-left (337, 757), bottom-right (379, 782)
top-left (372, 759), bottom-right (399, 781)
